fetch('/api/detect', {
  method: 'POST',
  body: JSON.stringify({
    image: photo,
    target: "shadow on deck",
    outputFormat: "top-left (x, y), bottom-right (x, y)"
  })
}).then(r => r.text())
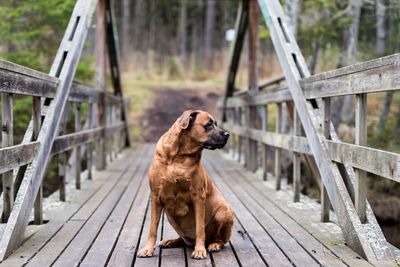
top-left (0, 144), bottom-right (373, 267)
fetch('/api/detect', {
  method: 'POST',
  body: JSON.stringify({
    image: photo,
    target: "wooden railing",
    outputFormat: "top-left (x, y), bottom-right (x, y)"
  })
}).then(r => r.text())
top-left (220, 0), bottom-right (398, 263)
top-left (0, 0), bottom-right (130, 259)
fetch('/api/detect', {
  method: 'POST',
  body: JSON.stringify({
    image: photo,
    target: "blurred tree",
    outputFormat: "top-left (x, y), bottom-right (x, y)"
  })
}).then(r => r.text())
top-left (204, 0), bottom-right (216, 71)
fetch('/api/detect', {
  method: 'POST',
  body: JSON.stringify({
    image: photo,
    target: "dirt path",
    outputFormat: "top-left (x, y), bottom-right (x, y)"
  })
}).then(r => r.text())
top-left (137, 88), bottom-right (220, 142)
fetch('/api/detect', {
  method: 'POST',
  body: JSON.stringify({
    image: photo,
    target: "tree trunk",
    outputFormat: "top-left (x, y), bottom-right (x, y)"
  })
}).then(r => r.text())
top-left (335, 0), bottom-right (362, 127)
top-left (338, 0), bottom-right (362, 67)
top-left (120, 0), bottom-right (131, 69)
top-left (284, 0), bottom-right (300, 35)
top-left (308, 37), bottom-right (319, 75)
top-left (179, 0), bottom-right (188, 68)
top-left (132, 0), bottom-right (144, 51)
top-left (248, 0), bottom-right (259, 92)
top-left (376, 0), bottom-right (386, 55)
top-left (376, 91), bottom-right (394, 132)
top-left (204, 0), bottom-right (216, 70)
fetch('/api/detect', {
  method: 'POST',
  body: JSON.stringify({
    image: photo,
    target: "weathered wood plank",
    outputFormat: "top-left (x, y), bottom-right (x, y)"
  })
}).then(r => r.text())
top-left (222, 121), bottom-right (400, 183)
top-left (207, 159), bottom-right (320, 267)
top-left (106, 178), bottom-right (150, 266)
top-left (159, 214), bottom-right (186, 267)
top-left (321, 97), bottom-right (331, 222)
top-left (301, 53), bottom-right (400, 98)
top-left (293, 109), bottom-right (301, 202)
top-left (210, 151), bottom-right (375, 266)
top-left (2, 93), bottom-right (14, 223)
top-left (0, 149), bottom-right (136, 267)
top-left (355, 94), bottom-right (367, 223)
top-left (234, 161), bottom-right (374, 267)
top-left (275, 103), bottom-right (282, 190)
top-left (216, 159), bottom-right (363, 267)
top-left (0, 143), bottom-right (39, 175)
top-left (0, 61), bottom-right (109, 104)
top-left (203, 160), bottom-right (292, 266)
top-left (80, 147), bottom-right (151, 267)
top-left (87, 103), bottom-right (94, 180)
top-left (134, 201), bottom-right (161, 267)
top-left (33, 96), bottom-right (43, 225)
top-left (229, 219), bottom-right (267, 266)
top-left (52, 162), bottom-right (143, 266)
top-left (74, 103), bottom-right (82, 190)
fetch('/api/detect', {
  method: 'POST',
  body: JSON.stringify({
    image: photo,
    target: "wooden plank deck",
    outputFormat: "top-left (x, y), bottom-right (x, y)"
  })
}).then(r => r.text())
top-left (0, 144), bottom-right (375, 267)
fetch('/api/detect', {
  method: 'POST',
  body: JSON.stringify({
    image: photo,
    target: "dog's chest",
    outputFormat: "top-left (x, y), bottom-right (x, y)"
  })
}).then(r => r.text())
top-left (160, 180), bottom-right (192, 217)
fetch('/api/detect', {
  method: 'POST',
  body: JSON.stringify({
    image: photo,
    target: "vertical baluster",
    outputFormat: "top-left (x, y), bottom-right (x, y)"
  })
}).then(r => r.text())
top-left (58, 152), bottom-right (66, 201)
top-left (321, 97), bottom-right (331, 222)
top-left (87, 103), bottom-right (94, 180)
top-left (33, 96), bottom-right (43, 224)
top-left (2, 93), bottom-right (14, 222)
top-left (96, 0), bottom-right (107, 170)
top-left (293, 107), bottom-right (301, 202)
top-left (275, 103), bottom-right (282, 190)
top-left (75, 103), bottom-right (81, 189)
top-left (237, 107), bottom-right (243, 163)
top-left (58, 104), bottom-right (69, 202)
top-left (355, 94), bottom-right (367, 223)
top-left (249, 106), bottom-right (258, 172)
top-left (244, 106), bottom-right (250, 168)
top-left (262, 105), bottom-right (268, 180)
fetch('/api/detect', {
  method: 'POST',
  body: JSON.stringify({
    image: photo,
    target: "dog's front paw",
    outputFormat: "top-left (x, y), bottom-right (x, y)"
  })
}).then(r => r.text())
top-left (137, 246), bottom-right (155, 257)
top-left (192, 246), bottom-right (207, 259)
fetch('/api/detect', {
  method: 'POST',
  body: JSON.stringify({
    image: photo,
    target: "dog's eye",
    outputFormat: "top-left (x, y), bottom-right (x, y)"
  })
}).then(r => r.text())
top-left (204, 120), bottom-right (214, 130)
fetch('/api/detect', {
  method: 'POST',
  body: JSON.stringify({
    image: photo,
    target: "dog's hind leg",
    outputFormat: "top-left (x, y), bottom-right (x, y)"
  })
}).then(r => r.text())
top-left (207, 207), bottom-right (233, 252)
top-left (160, 237), bottom-right (185, 248)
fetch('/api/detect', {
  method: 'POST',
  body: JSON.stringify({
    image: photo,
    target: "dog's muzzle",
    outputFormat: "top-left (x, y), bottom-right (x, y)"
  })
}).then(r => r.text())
top-left (203, 131), bottom-right (230, 150)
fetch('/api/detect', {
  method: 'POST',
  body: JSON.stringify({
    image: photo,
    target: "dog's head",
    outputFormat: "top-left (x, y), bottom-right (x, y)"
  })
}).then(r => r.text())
top-left (177, 110), bottom-right (230, 150)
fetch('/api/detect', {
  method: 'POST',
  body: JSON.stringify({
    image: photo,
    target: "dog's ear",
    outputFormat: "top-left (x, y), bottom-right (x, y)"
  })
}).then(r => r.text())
top-left (178, 110), bottom-right (198, 129)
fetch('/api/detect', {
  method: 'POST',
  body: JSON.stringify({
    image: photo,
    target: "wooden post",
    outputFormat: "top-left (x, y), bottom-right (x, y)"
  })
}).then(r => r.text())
top-left (321, 97), bottom-right (331, 222)
top-left (237, 108), bottom-right (243, 163)
top-left (33, 96), bottom-right (43, 224)
top-left (249, 106), bottom-right (258, 172)
top-left (58, 152), bottom-right (66, 202)
top-left (262, 105), bottom-right (268, 180)
top-left (87, 103), bottom-right (94, 180)
top-left (248, 0), bottom-right (259, 93)
top-left (105, 0), bottom-right (131, 147)
top-left (96, 0), bottom-right (107, 170)
top-left (222, 0), bottom-right (249, 121)
top-left (2, 93), bottom-right (13, 222)
top-left (293, 107), bottom-right (301, 202)
top-left (75, 103), bottom-right (81, 189)
top-left (275, 103), bottom-right (282, 190)
top-left (244, 106), bottom-right (250, 169)
top-left (355, 94), bottom-right (367, 223)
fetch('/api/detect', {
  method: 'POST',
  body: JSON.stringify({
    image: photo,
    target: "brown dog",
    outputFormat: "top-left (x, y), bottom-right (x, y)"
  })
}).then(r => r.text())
top-left (137, 110), bottom-right (233, 259)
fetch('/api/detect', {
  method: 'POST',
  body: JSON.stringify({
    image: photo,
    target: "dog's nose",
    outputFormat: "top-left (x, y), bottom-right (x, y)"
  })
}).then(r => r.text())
top-left (223, 131), bottom-right (230, 140)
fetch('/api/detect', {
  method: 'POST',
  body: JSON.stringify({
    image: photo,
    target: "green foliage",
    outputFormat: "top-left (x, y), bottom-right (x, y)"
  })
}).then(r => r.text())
top-left (0, 0), bottom-right (75, 72)
top-left (297, 0), bottom-right (350, 57)
top-left (75, 56), bottom-right (95, 84)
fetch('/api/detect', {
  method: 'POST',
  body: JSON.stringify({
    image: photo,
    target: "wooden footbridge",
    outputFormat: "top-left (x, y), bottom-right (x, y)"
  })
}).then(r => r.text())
top-left (0, 0), bottom-right (400, 266)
